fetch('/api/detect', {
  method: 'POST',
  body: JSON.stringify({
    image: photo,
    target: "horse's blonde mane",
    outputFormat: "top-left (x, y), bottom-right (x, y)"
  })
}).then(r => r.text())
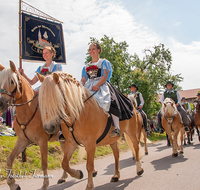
top-left (0, 68), bottom-right (19, 92)
top-left (161, 98), bottom-right (177, 115)
top-left (128, 94), bottom-right (137, 108)
top-left (39, 71), bottom-right (99, 125)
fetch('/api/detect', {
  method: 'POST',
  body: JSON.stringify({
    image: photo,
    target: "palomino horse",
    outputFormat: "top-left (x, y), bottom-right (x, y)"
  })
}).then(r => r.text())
top-left (0, 61), bottom-right (68, 190)
top-left (193, 100), bottom-right (200, 141)
top-left (37, 71), bottom-right (144, 190)
top-left (161, 98), bottom-right (185, 157)
top-left (182, 104), bottom-right (194, 144)
top-left (128, 94), bottom-right (148, 155)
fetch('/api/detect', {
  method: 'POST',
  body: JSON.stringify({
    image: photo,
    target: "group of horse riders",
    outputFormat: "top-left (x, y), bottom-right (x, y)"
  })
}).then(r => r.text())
top-left (19, 43), bottom-right (198, 140)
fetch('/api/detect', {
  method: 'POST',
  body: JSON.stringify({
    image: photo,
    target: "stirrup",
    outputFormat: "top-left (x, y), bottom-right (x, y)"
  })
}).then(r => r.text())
top-left (57, 131), bottom-right (65, 141)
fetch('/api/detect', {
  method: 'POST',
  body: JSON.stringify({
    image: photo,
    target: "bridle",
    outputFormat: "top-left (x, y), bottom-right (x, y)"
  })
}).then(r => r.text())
top-left (163, 101), bottom-right (176, 126)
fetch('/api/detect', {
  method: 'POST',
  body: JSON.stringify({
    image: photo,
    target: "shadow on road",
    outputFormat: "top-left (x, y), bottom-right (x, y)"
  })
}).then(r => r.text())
top-left (95, 176), bottom-right (141, 190)
top-left (151, 154), bottom-right (188, 171)
top-left (103, 157), bottom-right (135, 175)
top-left (46, 178), bottom-right (87, 190)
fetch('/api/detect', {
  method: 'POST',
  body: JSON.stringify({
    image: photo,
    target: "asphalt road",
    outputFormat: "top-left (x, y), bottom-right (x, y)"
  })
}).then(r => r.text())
top-left (1, 133), bottom-right (200, 190)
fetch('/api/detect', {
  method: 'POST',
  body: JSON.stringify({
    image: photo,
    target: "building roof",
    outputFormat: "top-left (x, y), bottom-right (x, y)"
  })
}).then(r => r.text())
top-left (178, 88), bottom-right (200, 99)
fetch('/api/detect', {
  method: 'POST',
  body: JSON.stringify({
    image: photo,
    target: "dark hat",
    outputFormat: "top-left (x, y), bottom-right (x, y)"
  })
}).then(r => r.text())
top-left (165, 81), bottom-right (174, 87)
top-left (197, 92), bottom-right (200, 96)
top-left (129, 83), bottom-right (138, 90)
top-left (181, 97), bottom-right (186, 100)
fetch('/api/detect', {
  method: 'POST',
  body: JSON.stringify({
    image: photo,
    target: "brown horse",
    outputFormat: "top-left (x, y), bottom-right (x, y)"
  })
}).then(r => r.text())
top-left (182, 104), bottom-right (194, 144)
top-left (37, 71), bottom-right (144, 190)
top-left (161, 98), bottom-right (185, 157)
top-left (128, 94), bottom-right (148, 155)
top-left (0, 61), bottom-right (68, 190)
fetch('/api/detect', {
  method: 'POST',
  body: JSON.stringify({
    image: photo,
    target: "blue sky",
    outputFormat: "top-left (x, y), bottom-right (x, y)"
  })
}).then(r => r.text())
top-left (0, 0), bottom-right (199, 91)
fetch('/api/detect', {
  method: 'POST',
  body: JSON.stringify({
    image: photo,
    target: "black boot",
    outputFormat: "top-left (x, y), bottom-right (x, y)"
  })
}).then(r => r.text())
top-left (109, 128), bottom-right (121, 137)
top-left (160, 127), bottom-right (165, 134)
top-left (184, 126), bottom-right (189, 132)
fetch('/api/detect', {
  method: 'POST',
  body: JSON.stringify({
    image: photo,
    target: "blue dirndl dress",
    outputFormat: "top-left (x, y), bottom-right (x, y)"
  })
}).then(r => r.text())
top-left (82, 59), bottom-right (133, 121)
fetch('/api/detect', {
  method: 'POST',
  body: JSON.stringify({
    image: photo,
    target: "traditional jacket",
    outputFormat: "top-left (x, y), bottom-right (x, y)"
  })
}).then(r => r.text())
top-left (160, 89), bottom-right (181, 105)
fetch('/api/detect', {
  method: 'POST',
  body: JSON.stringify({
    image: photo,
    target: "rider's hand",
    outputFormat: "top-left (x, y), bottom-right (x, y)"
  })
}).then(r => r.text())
top-left (81, 77), bottom-right (86, 86)
top-left (92, 85), bottom-right (99, 91)
top-left (176, 103), bottom-right (180, 107)
top-left (18, 68), bottom-right (24, 75)
top-left (138, 105), bottom-right (142, 109)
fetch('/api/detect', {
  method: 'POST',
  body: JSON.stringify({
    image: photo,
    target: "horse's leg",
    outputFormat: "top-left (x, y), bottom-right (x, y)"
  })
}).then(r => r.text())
top-left (7, 139), bottom-right (29, 190)
top-left (142, 129), bottom-right (148, 155)
top-left (62, 142), bottom-right (82, 180)
top-left (179, 128), bottom-right (184, 154)
top-left (172, 130), bottom-right (179, 157)
top-left (125, 128), bottom-right (144, 176)
top-left (196, 126), bottom-right (200, 142)
top-left (166, 128), bottom-right (177, 157)
top-left (187, 132), bottom-right (191, 144)
top-left (57, 141), bottom-right (68, 184)
top-left (166, 134), bottom-right (171, 146)
top-left (110, 142), bottom-right (120, 182)
top-left (38, 140), bottom-right (50, 189)
top-left (85, 143), bottom-right (96, 190)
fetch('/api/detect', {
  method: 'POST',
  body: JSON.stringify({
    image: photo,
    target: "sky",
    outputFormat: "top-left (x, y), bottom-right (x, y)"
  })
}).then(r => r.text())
top-left (0, 0), bottom-right (200, 90)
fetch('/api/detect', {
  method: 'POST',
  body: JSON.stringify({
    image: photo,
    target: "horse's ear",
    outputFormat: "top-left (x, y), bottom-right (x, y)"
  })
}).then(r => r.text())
top-left (0, 64), bottom-right (5, 71)
top-left (53, 73), bottom-right (60, 84)
top-left (10, 60), bottom-right (17, 72)
top-left (36, 72), bottom-right (44, 83)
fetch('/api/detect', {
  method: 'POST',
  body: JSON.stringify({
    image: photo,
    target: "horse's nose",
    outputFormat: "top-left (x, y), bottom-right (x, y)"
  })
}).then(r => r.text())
top-left (43, 124), bottom-right (56, 134)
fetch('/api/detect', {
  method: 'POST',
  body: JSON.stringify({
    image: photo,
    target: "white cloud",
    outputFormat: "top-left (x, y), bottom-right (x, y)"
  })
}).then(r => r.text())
top-left (169, 37), bottom-right (200, 90)
top-left (174, 21), bottom-right (181, 26)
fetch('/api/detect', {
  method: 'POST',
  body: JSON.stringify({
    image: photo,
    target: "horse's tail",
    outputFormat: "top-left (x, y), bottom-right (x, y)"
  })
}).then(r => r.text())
top-left (140, 132), bottom-right (152, 144)
top-left (124, 133), bottom-right (143, 160)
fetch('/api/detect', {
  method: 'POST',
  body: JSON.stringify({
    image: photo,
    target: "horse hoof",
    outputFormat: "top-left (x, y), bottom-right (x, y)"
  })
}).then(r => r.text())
top-left (179, 151), bottom-right (184, 154)
top-left (110, 177), bottom-right (119, 182)
top-left (145, 152), bottom-right (148, 155)
top-left (16, 186), bottom-right (21, 190)
top-left (137, 169), bottom-right (144, 176)
top-left (79, 170), bottom-right (84, 179)
top-left (92, 171), bottom-right (97, 177)
top-left (57, 179), bottom-right (65, 184)
top-left (167, 143), bottom-right (171, 146)
top-left (172, 153), bottom-right (178, 157)
top-left (132, 157), bottom-right (135, 160)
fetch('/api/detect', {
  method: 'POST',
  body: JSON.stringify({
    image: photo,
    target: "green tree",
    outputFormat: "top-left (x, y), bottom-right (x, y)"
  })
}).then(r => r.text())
top-left (85, 36), bottom-right (183, 118)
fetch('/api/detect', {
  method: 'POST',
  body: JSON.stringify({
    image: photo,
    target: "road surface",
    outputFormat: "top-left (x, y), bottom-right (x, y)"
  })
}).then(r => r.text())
top-left (1, 133), bottom-right (200, 190)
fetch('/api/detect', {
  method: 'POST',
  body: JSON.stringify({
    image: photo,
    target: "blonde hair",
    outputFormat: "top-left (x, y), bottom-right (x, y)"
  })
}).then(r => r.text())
top-left (43, 46), bottom-right (56, 59)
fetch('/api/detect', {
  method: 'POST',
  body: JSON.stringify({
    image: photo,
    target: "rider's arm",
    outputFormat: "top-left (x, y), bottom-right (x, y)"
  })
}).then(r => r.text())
top-left (139, 93), bottom-right (144, 108)
top-left (160, 93), bottom-right (165, 104)
top-left (187, 102), bottom-right (191, 112)
top-left (21, 70), bottom-right (38, 85)
top-left (176, 92), bottom-right (181, 106)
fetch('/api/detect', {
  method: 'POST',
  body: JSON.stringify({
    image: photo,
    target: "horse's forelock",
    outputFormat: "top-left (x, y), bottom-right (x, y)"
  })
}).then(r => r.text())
top-left (0, 68), bottom-right (19, 91)
top-left (161, 98), bottom-right (177, 115)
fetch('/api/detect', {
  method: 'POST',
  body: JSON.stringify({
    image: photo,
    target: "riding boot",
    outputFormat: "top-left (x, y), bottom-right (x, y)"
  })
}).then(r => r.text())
top-left (184, 126), bottom-right (189, 132)
top-left (140, 110), bottom-right (148, 132)
top-left (110, 114), bottom-right (121, 137)
top-left (58, 125), bottom-right (65, 141)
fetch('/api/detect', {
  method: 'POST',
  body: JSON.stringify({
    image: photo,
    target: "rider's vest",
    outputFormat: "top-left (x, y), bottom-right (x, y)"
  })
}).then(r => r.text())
top-left (184, 102), bottom-right (189, 110)
top-left (136, 92), bottom-right (141, 108)
top-left (164, 90), bottom-right (178, 104)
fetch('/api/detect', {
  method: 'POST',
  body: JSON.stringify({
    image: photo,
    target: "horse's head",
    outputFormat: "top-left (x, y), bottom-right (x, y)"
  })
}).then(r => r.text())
top-left (127, 94), bottom-right (137, 108)
top-left (37, 72), bottom-right (84, 134)
top-left (193, 100), bottom-right (200, 114)
top-left (161, 98), bottom-right (177, 124)
top-left (0, 61), bottom-right (21, 113)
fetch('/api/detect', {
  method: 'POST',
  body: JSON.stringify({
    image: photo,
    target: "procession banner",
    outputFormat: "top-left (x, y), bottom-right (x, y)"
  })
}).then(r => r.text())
top-left (22, 12), bottom-right (66, 63)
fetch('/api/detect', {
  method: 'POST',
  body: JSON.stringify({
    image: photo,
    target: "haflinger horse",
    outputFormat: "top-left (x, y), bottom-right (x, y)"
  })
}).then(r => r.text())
top-left (161, 98), bottom-right (185, 157)
top-left (128, 94), bottom-right (148, 155)
top-left (37, 71), bottom-right (144, 190)
top-left (193, 100), bottom-right (200, 141)
top-left (0, 61), bottom-right (68, 190)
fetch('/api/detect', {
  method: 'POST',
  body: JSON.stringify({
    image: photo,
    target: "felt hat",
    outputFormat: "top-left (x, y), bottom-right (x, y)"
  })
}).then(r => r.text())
top-left (129, 83), bottom-right (138, 90)
top-left (165, 81), bottom-right (174, 87)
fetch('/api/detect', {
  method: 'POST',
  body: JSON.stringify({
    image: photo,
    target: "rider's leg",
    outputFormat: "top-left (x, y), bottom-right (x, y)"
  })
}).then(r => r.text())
top-left (138, 109), bottom-right (148, 132)
top-left (157, 110), bottom-right (164, 134)
top-left (178, 105), bottom-right (189, 132)
top-left (110, 114), bottom-right (121, 137)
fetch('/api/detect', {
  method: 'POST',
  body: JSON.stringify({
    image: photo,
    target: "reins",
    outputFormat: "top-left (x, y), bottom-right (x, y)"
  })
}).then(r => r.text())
top-left (61, 91), bottom-right (98, 147)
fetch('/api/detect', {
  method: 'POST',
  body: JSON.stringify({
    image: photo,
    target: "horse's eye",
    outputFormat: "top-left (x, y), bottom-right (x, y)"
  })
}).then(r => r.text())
top-left (11, 79), bottom-right (14, 84)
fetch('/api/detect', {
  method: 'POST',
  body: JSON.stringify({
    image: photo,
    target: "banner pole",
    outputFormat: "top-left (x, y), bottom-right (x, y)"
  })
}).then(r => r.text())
top-left (19, 0), bottom-right (22, 69)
